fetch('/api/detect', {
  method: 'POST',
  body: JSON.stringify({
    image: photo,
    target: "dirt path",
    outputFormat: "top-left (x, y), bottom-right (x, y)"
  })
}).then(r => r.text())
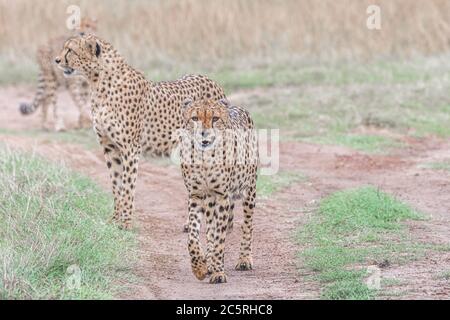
top-left (1, 86), bottom-right (450, 299)
top-left (0, 86), bottom-right (320, 299)
top-left (0, 134), bottom-right (321, 299)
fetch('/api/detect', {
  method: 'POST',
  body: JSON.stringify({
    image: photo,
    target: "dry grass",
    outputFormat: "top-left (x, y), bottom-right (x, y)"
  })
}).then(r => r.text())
top-left (1, 0), bottom-right (450, 70)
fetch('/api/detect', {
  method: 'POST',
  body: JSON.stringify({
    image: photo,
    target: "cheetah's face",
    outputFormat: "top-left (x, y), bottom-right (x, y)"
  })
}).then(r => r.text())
top-left (183, 99), bottom-right (230, 150)
top-left (79, 17), bottom-right (98, 33)
top-left (55, 34), bottom-right (101, 77)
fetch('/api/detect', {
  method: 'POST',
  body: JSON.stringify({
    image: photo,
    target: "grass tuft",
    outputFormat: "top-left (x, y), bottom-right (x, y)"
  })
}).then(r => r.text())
top-left (298, 186), bottom-right (423, 300)
top-left (322, 279), bottom-right (375, 300)
top-left (421, 160), bottom-right (450, 172)
top-left (437, 270), bottom-right (450, 281)
top-left (0, 146), bottom-right (135, 299)
top-left (256, 171), bottom-right (305, 198)
top-left (309, 134), bottom-right (401, 153)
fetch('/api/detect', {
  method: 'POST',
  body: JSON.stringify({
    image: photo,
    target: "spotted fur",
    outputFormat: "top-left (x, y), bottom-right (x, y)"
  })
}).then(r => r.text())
top-left (179, 98), bottom-right (258, 283)
top-left (55, 33), bottom-right (226, 229)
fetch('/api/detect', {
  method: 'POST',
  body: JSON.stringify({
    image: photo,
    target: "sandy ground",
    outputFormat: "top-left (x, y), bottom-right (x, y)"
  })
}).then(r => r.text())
top-left (1, 85), bottom-right (449, 299)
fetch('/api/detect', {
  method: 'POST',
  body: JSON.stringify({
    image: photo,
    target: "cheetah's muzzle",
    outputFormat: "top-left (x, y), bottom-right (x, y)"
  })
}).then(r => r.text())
top-left (63, 67), bottom-right (75, 76)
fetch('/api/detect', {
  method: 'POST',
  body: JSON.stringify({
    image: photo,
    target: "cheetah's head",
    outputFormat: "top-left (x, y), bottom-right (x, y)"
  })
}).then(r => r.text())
top-left (54, 33), bottom-right (101, 78)
top-left (182, 98), bottom-right (231, 150)
top-left (79, 17), bottom-right (98, 33)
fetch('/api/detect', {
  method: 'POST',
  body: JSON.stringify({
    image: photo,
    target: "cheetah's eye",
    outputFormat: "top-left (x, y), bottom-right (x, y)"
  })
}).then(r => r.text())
top-left (191, 116), bottom-right (199, 121)
top-left (212, 117), bottom-right (220, 123)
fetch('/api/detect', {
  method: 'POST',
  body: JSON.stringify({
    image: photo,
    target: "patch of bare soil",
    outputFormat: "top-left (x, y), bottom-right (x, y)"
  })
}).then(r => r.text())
top-left (1, 86), bottom-right (449, 299)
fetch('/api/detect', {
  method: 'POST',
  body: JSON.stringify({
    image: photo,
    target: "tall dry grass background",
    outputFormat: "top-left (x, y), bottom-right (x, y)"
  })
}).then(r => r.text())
top-left (1, 0), bottom-right (450, 70)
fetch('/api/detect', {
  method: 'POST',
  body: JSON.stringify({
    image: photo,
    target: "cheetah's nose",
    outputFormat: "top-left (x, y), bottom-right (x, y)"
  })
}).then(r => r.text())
top-left (55, 57), bottom-right (61, 64)
top-left (201, 140), bottom-right (211, 147)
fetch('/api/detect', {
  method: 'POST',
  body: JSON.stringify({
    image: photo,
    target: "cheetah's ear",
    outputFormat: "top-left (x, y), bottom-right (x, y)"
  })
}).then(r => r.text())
top-left (95, 42), bottom-right (101, 57)
top-left (218, 98), bottom-right (230, 107)
top-left (85, 36), bottom-right (101, 58)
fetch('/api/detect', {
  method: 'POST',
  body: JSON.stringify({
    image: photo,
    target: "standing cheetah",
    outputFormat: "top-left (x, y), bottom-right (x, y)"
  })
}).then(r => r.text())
top-left (179, 98), bottom-right (258, 283)
top-left (55, 33), bottom-right (226, 229)
top-left (19, 18), bottom-right (96, 131)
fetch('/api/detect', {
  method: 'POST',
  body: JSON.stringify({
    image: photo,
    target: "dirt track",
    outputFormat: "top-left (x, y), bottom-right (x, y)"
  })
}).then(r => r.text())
top-left (1, 86), bottom-right (450, 299)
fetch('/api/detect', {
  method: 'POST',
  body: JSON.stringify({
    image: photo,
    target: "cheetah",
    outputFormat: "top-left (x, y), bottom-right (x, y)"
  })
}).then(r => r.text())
top-left (19, 18), bottom-right (96, 131)
top-left (55, 33), bottom-right (226, 229)
top-left (179, 98), bottom-right (258, 283)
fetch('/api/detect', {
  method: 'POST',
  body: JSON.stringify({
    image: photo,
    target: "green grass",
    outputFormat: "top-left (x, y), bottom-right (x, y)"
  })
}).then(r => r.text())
top-left (421, 160), bottom-right (450, 171)
top-left (308, 134), bottom-right (401, 153)
top-left (437, 270), bottom-right (450, 280)
top-left (256, 171), bottom-right (305, 198)
top-left (243, 80), bottom-right (450, 146)
top-left (322, 278), bottom-right (375, 300)
top-left (0, 146), bottom-right (135, 299)
top-left (298, 186), bottom-right (424, 300)
top-left (224, 59), bottom-right (450, 148)
top-left (4, 55), bottom-right (445, 88)
top-left (3, 55), bottom-right (450, 150)
top-left (143, 57), bottom-right (450, 93)
top-left (0, 56), bottom-right (38, 85)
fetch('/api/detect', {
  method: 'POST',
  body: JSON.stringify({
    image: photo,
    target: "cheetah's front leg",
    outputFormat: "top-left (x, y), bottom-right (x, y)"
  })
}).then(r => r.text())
top-left (209, 194), bottom-right (230, 284)
top-left (101, 140), bottom-right (123, 224)
top-left (115, 145), bottom-right (141, 230)
top-left (187, 195), bottom-right (208, 280)
top-left (204, 194), bottom-right (216, 274)
top-left (235, 184), bottom-right (256, 271)
top-left (227, 200), bottom-right (235, 235)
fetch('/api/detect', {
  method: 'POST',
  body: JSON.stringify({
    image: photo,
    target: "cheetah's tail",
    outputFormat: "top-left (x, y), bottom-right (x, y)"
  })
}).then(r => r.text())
top-left (19, 72), bottom-right (45, 115)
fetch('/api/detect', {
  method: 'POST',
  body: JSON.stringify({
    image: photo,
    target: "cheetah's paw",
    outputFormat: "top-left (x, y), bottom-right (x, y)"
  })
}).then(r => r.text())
top-left (111, 216), bottom-right (132, 231)
top-left (235, 257), bottom-right (253, 271)
top-left (209, 271), bottom-right (227, 284)
top-left (192, 259), bottom-right (208, 281)
top-left (54, 121), bottom-right (66, 132)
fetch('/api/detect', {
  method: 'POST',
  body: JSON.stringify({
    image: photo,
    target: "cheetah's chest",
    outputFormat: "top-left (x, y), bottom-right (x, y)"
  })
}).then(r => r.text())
top-left (186, 165), bottom-right (231, 196)
top-left (91, 101), bottom-right (124, 145)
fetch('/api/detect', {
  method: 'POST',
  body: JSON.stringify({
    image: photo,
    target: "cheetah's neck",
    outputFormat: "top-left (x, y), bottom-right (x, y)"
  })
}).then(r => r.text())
top-left (87, 40), bottom-right (127, 88)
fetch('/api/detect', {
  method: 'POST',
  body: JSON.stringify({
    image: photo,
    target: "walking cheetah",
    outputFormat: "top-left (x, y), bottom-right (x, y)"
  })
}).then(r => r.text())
top-left (54, 33), bottom-right (226, 229)
top-left (19, 18), bottom-right (96, 131)
top-left (179, 98), bottom-right (258, 283)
